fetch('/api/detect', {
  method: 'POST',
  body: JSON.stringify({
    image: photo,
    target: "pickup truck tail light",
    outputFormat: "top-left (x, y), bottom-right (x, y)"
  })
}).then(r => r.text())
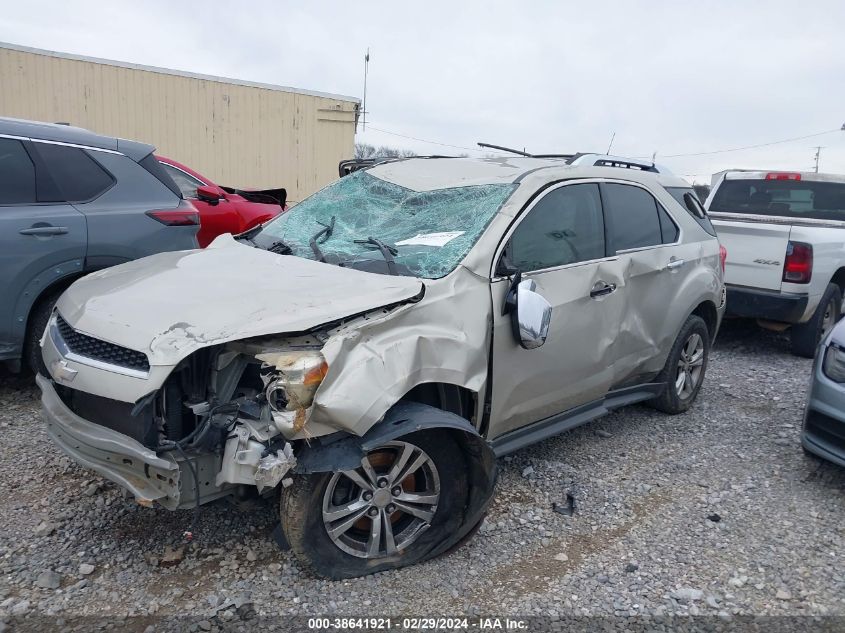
top-left (766, 172), bottom-right (802, 181)
top-left (146, 201), bottom-right (200, 226)
top-left (783, 241), bottom-right (812, 284)
top-left (719, 244), bottom-right (727, 275)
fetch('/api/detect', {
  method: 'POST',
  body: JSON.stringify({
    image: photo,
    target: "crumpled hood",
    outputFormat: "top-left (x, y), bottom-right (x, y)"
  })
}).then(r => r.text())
top-left (57, 235), bottom-right (424, 366)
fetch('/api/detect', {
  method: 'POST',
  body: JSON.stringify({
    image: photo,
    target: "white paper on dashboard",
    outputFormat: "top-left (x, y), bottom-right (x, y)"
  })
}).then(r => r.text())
top-left (395, 231), bottom-right (465, 247)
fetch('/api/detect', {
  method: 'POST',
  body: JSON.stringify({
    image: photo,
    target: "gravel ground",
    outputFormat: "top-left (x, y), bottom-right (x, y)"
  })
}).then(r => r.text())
top-left (1, 320), bottom-right (844, 631)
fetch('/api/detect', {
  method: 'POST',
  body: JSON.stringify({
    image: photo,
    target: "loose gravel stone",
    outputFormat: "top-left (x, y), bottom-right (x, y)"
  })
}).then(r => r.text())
top-left (34, 570), bottom-right (60, 589)
top-left (0, 321), bottom-right (843, 622)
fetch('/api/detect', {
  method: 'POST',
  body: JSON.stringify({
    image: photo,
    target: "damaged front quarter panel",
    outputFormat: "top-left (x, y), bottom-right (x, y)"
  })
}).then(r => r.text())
top-left (215, 264), bottom-right (493, 447)
top-left (307, 265), bottom-right (493, 438)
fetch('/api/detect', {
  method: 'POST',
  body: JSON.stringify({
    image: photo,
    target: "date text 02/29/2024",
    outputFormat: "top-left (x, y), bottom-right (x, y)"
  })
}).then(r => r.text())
top-left (306, 617), bottom-right (529, 630)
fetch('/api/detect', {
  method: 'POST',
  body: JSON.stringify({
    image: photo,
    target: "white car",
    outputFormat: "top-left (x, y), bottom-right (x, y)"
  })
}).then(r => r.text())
top-left (706, 170), bottom-right (845, 357)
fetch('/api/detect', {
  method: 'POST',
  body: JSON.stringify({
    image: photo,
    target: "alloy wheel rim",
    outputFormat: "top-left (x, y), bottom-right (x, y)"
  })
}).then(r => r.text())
top-left (322, 441), bottom-right (440, 559)
top-left (675, 332), bottom-right (705, 399)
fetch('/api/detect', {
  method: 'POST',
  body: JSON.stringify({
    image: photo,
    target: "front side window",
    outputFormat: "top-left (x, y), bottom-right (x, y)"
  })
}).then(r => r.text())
top-left (161, 162), bottom-right (203, 198)
top-left (508, 183), bottom-right (604, 272)
top-left (255, 171), bottom-right (516, 279)
top-left (0, 138), bottom-right (37, 205)
top-left (35, 143), bottom-right (114, 202)
top-left (602, 183), bottom-right (664, 252)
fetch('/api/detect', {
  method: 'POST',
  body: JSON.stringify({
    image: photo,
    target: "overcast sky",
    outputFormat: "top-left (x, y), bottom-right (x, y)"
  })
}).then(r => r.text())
top-left (2, 0), bottom-right (844, 185)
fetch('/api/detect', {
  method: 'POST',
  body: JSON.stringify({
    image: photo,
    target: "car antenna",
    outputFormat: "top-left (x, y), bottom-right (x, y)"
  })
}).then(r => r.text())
top-left (478, 142), bottom-right (532, 157)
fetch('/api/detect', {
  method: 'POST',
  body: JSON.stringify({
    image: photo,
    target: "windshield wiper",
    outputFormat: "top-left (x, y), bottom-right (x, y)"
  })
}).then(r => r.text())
top-left (235, 223), bottom-right (291, 253)
top-left (310, 216), bottom-right (336, 262)
top-left (235, 223), bottom-right (264, 243)
top-left (266, 240), bottom-right (293, 254)
top-left (354, 236), bottom-right (399, 275)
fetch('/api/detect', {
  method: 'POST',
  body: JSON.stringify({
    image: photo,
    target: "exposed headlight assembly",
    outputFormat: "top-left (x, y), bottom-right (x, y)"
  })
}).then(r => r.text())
top-left (822, 344), bottom-right (845, 383)
top-left (256, 350), bottom-right (329, 412)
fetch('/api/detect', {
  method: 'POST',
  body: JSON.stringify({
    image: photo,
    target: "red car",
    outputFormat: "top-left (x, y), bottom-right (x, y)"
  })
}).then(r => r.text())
top-left (157, 156), bottom-right (287, 248)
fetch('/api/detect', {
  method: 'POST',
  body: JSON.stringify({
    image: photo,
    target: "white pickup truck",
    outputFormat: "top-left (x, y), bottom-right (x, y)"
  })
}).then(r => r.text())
top-left (706, 170), bottom-right (845, 357)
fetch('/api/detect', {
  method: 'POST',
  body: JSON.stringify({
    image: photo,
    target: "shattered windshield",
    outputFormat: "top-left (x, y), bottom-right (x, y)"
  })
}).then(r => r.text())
top-left (254, 171), bottom-right (516, 279)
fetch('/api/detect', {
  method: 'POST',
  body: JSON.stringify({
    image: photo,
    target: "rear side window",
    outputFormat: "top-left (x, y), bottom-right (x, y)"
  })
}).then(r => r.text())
top-left (709, 178), bottom-right (845, 222)
top-left (35, 142), bottom-right (114, 202)
top-left (0, 138), bottom-right (37, 205)
top-left (508, 183), bottom-right (604, 272)
top-left (666, 186), bottom-right (717, 236)
top-left (601, 183), bottom-right (665, 252)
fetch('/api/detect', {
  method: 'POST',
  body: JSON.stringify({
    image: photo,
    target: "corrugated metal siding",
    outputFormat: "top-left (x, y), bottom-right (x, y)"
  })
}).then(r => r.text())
top-left (0, 46), bottom-right (358, 202)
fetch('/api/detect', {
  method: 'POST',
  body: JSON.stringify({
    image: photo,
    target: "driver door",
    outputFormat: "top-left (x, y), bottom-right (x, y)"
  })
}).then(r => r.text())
top-left (487, 182), bottom-right (627, 440)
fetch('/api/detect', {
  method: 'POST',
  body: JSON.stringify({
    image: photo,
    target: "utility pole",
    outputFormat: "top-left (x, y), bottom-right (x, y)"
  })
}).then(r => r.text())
top-left (361, 48), bottom-right (370, 132)
top-left (813, 146), bottom-right (823, 173)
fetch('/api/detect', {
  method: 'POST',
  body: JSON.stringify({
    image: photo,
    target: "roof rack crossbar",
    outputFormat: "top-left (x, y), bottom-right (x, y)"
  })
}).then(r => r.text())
top-left (591, 158), bottom-right (658, 173)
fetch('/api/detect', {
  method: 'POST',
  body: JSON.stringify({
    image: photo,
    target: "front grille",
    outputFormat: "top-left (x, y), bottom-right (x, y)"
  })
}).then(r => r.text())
top-left (55, 384), bottom-right (157, 446)
top-left (56, 314), bottom-right (150, 373)
top-left (805, 410), bottom-right (845, 452)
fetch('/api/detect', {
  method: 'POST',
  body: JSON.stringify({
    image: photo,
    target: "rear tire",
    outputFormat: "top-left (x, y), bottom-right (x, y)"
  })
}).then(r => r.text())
top-left (790, 283), bottom-right (841, 358)
top-left (648, 315), bottom-right (710, 414)
top-left (280, 430), bottom-right (469, 579)
top-left (24, 290), bottom-right (62, 376)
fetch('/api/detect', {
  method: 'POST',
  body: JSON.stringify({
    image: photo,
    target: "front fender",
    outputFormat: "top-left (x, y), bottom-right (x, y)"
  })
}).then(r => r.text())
top-left (310, 266), bottom-right (492, 437)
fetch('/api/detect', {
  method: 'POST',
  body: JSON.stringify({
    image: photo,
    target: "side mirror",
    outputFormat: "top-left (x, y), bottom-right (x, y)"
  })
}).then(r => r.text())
top-left (196, 185), bottom-right (223, 205)
top-left (504, 275), bottom-right (552, 349)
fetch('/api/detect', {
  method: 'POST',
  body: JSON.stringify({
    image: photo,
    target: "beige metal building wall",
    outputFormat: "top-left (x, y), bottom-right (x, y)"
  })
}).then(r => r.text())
top-left (0, 42), bottom-right (359, 203)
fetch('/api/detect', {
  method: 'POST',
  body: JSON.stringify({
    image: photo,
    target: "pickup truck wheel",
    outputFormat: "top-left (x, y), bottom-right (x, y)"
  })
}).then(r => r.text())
top-left (280, 430), bottom-right (468, 579)
top-left (648, 315), bottom-right (710, 414)
top-left (790, 284), bottom-right (841, 358)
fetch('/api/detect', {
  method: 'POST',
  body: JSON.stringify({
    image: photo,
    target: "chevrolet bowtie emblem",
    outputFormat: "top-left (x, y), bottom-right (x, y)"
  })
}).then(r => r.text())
top-left (51, 359), bottom-right (78, 383)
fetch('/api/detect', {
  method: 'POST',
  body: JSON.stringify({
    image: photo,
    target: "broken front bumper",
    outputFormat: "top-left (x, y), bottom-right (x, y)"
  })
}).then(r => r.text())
top-left (37, 374), bottom-right (184, 509)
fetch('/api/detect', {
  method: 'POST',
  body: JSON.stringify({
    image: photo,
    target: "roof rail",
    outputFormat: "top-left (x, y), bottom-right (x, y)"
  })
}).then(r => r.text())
top-left (568, 153), bottom-right (671, 174)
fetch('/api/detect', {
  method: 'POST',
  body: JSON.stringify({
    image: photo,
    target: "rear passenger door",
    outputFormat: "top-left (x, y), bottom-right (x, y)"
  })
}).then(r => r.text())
top-left (33, 142), bottom-right (192, 265)
top-left (600, 182), bottom-right (685, 385)
top-left (0, 137), bottom-right (86, 359)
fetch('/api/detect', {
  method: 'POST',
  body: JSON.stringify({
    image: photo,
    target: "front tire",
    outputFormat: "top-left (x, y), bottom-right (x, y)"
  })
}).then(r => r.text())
top-left (790, 283), bottom-right (841, 358)
top-left (24, 290), bottom-right (62, 376)
top-left (649, 315), bottom-right (710, 414)
top-left (280, 430), bottom-right (469, 579)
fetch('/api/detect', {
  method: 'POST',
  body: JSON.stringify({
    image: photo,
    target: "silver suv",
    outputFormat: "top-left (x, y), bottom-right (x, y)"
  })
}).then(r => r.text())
top-left (39, 156), bottom-right (725, 578)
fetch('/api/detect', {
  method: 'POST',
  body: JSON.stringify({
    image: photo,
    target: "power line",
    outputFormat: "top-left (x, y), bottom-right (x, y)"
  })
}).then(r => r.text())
top-left (362, 124), bottom-right (845, 162)
top-left (661, 128), bottom-right (841, 158)
top-left (362, 124), bottom-right (487, 153)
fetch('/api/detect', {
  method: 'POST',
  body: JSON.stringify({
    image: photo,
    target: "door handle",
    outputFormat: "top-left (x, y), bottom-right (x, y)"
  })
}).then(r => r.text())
top-left (666, 258), bottom-right (685, 270)
top-left (19, 226), bottom-right (69, 236)
top-left (590, 281), bottom-right (617, 298)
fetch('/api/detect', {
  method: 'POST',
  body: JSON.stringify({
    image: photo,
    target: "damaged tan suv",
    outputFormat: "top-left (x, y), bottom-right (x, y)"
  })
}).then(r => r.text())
top-left (39, 156), bottom-right (725, 578)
